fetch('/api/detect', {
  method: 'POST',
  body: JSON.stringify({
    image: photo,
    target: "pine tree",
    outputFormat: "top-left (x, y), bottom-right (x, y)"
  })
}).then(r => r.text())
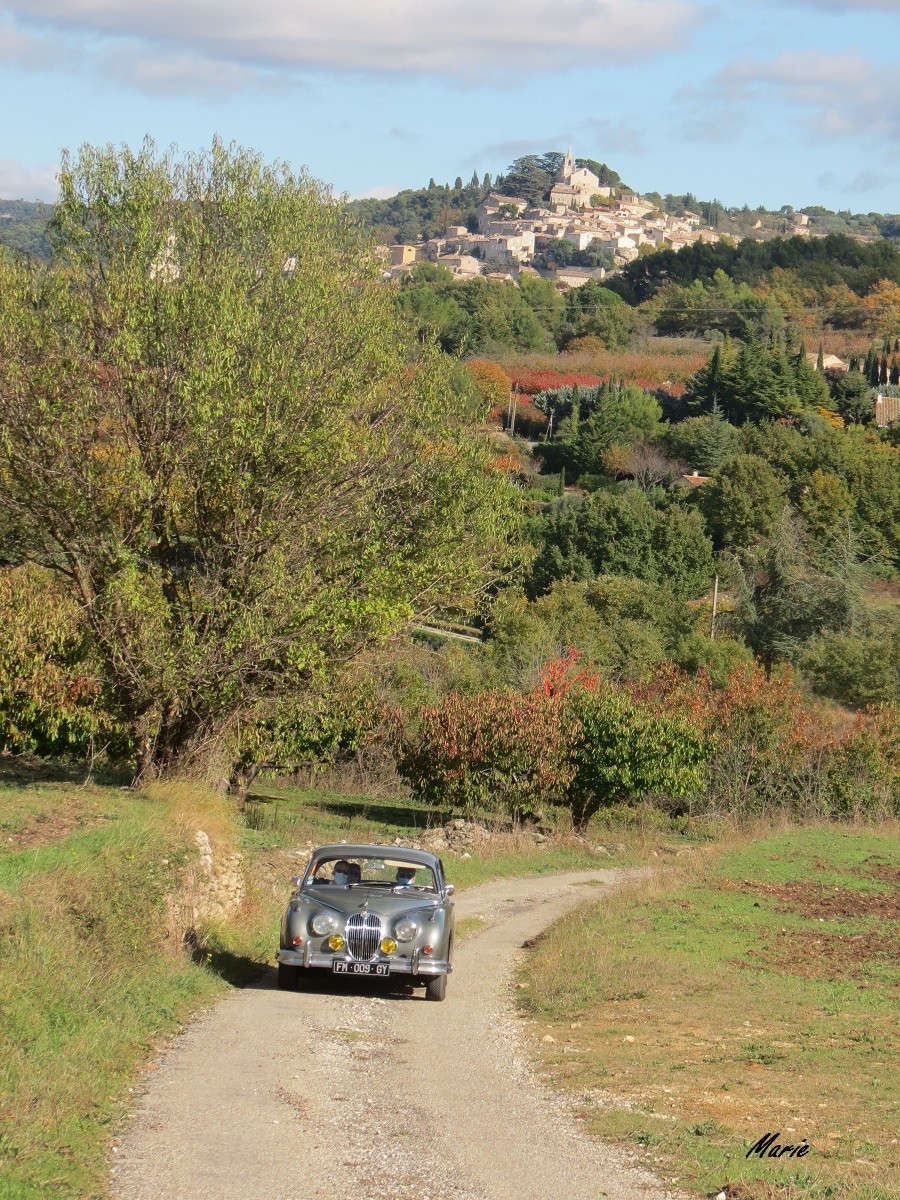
top-left (454, 176), bottom-right (463, 191)
top-left (684, 344), bottom-right (725, 415)
top-left (794, 346), bottom-right (831, 409)
top-left (695, 400), bottom-right (737, 474)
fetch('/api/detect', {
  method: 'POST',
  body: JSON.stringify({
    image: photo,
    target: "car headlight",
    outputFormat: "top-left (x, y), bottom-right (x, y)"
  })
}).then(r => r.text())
top-left (310, 912), bottom-right (336, 936)
top-left (394, 918), bottom-right (419, 942)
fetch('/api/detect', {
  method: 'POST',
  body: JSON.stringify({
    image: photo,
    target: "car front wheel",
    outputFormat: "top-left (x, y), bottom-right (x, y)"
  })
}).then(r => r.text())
top-left (277, 962), bottom-right (302, 990)
top-left (425, 973), bottom-right (447, 1002)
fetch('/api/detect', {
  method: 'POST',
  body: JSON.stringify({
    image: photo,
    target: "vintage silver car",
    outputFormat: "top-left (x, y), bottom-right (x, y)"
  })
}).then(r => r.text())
top-left (276, 844), bottom-right (455, 1001)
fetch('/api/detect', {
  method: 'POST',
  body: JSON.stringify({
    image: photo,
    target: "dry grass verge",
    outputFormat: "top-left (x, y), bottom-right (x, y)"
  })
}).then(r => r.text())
top-left (0, 780), bottom-right (273, 1200)
top-left (519, 822), bottom-right (900, 1200)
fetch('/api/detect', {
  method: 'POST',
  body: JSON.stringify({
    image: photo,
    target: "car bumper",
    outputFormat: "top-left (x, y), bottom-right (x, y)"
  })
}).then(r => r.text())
top-left (276, 947), bottom-right (451, 976)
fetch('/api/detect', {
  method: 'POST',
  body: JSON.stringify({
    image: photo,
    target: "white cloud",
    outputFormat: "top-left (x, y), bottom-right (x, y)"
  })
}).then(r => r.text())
top-left (0, 13), bottom-right (63, 67)
top-left (0, 156), bottom-right (58, 199)
top-left (386, 126), bottom-right (421, 144)
top-left (819, 168), bottom-right (898, 195)
top-left (5, 1), bottom-right (705, 83)
top-left (103, 44), bottom-right (297, 97)
top-left (674, 79), bottom-right (746, 143)
top-left (579, 117), bottom-right (646, 155)
top-left (781, 0), bottom-right (900, 10)
top-left (724, 51), bottom-right (900, 142)
top-left (678, 50), bottom-right (900, 145)
top-left (351, 184), bottom-right (405, 200)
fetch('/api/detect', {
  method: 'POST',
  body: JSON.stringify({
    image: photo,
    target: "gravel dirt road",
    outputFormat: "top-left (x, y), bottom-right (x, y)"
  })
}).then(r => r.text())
top-left (110, 869), bottom-right (687, 1200)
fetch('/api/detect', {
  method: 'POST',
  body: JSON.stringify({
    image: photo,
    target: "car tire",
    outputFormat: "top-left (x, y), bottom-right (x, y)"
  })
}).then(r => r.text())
top-left (277, 962), bottom-right (302, 990)
top-left (425, 973), bottom-right (447, 1002)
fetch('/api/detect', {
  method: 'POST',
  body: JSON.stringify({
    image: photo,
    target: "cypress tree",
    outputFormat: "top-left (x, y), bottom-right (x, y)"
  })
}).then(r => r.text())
top-left (557, 466), bottom-right (566, 496)
top-left (880, 355), bottom-right (889, 385)
top-left (891, 357), bottom-right (900, 386)
top-left (483, 172), bottom-right (492, 189)
top-left (795, 346), bottom-right (831, 408)
top-left (684, 342), bottom-right (728, 416)
top-left (570, 384), bottom-right (581, 429)
top-left (816, 344), bottom-right (825, 372)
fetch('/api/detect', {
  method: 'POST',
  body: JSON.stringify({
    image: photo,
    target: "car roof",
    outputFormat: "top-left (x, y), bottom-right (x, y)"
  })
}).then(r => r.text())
top-left (310, 844), bottom-right (442, 871)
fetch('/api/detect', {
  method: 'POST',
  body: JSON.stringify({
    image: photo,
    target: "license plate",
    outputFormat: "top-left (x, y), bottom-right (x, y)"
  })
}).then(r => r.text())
top-left (332, 960), bottom-right (390, 976)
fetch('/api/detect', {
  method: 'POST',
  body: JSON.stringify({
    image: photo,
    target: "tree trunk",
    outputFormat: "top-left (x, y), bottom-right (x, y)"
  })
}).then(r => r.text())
top-left (227, 761), bottom-right (263, 810)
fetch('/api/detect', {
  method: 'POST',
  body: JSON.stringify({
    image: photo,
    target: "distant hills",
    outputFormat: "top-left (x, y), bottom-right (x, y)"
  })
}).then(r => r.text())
top-left (4, 155), bottom-right (900, 264)
top-left (0, 200), bottom-right (53, 261)
top-left (347, 153), bottom-right (900, 247)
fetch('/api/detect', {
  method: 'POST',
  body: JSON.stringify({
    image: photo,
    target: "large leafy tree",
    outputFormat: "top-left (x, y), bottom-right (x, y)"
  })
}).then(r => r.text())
top-left (567, 686), bottom-right (707, 826)
top-left (526, 491), bottom-right (714, 599)
top-left (732, 514), bottom-right (858, 676)
top-left (698, 453), bottom-right (786, 552)
top-left (0, 140), bottom-right (514, 783)
top-left (497, 155), bottom-right (554, 205)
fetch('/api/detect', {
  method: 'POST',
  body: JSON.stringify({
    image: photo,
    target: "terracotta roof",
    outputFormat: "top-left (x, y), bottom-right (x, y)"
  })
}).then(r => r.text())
top-left (875, 393), bottom-right (900, 427)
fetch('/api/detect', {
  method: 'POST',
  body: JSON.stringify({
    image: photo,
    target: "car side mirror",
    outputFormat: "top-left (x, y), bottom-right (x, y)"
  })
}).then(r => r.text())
top-left (444, 884), bottom-right (455, 896)
top-left (291, 875), bottom-right (302, 888)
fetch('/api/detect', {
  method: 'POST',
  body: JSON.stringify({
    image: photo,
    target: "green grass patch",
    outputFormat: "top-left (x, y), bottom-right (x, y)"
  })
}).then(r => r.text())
top-left (521, 823), bottom-right (900, 1199)
top-left (0, 778), bottom-right (273, 1200)
top-left (240, 781), bottom-right (699, 892)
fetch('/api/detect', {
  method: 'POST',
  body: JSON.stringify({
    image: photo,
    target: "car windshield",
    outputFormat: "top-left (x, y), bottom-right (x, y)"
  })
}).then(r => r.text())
top-left (306, 856), bottom-right (437, 893)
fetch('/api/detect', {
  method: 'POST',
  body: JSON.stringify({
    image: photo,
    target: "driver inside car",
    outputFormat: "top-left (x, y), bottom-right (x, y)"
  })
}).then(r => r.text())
top-left (331, 859), bottom-right (352, 885)
top-left (395, 866), bottom-right (416, 887)
top-left (332, 860), bottom-right (361, 886)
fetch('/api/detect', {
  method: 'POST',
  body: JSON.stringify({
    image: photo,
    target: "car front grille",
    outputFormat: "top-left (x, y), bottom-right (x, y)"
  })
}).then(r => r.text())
top-left (346, 913), bottom-right (382, 961)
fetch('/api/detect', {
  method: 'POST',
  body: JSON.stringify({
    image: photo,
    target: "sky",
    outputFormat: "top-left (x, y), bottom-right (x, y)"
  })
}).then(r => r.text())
top-left (1, 1), bottom-right (898, 213)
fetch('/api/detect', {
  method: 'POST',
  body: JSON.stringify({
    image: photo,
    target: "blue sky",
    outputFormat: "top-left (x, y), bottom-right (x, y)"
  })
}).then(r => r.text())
top-left (1, 1), bottom-right (898, 213)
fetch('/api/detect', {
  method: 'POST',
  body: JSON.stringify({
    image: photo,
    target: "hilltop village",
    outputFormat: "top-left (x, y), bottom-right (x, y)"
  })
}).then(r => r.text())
top-left (382, 149), bottom-right (812, 289)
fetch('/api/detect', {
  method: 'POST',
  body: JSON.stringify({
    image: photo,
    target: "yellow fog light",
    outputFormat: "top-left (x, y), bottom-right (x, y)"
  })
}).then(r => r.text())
top-left (328, 934), bottom-right (345, 951)
top-left (380, 937), bottom-right (397, 955)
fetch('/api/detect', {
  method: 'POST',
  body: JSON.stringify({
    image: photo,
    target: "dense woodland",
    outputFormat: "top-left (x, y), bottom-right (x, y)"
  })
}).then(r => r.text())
top-left (393, 237), bottom-right (900, 357)
top-left (0, 199), bottom-right (53, 261)
top-left (1, 147), bottom-right (898, 823)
